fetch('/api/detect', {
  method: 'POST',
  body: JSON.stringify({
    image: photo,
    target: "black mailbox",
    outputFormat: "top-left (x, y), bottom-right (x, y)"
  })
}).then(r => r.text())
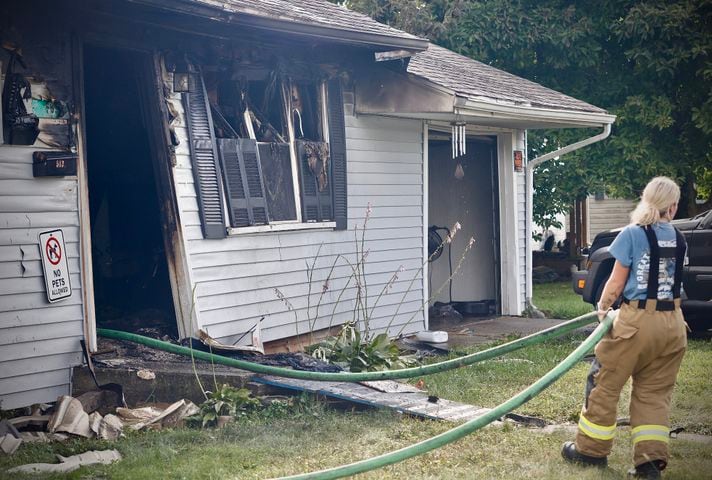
top-left (32, 151), bottom-right (78, 177)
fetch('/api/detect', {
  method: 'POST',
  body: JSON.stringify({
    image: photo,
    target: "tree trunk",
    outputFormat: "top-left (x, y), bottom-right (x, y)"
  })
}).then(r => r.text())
top-left (680, 174), bottom-right (696, 218)
top-left (679, 175), bottom-right (712, 218)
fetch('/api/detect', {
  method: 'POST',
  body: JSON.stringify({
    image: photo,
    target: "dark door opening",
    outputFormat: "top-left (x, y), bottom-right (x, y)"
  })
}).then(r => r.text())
top-left (428, 134), bottom-right (500, 317)
top-left (83, 45), bottom-right (177, 337)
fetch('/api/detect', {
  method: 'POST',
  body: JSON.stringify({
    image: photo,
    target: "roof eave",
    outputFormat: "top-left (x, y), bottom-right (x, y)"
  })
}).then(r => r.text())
top-left (457, 97), bottom-right (617, 129)
top-left (127, 0), bottom-right (429, 51)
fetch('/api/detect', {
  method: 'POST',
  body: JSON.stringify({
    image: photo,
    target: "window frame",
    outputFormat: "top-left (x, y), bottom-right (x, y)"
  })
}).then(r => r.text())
top-left (183, 66), bottom-right (347, 239)
top-left (219, 77), bottom-right (333, 233)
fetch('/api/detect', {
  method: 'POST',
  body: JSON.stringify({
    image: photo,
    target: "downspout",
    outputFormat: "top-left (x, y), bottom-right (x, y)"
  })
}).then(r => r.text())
top-left (525, 123), bottom-right (612, 315)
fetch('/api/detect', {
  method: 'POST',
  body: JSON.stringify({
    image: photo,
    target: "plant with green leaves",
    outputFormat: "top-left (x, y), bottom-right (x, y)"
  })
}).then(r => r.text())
top-left (193, 384), bottom-right (261, 428)
top-left (308, 322), bottom-right (418, 372)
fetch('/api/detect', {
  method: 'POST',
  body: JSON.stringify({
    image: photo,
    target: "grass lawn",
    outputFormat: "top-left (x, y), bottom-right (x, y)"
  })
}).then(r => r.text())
top-left (3, 412), bottom-right (710, 480)
top-left (2, 336), bottom-right (710, 479)
top-left (533, 280), bottom-right (593, 319)
top-left (420, 335), bottom-right (712, 436)
top-left (2, 283), bottom-right (709, 479)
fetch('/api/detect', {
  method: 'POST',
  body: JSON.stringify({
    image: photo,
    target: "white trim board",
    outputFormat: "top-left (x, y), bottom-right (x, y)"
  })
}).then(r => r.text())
top-left (496, 131), bottom-right (523, 315)
top-left (422, 121), bottom-right (429, 329)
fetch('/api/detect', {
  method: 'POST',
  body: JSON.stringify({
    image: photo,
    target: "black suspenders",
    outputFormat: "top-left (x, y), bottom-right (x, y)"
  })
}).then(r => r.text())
top-left (639, 225), bottom-right (687, 309)
top-left (642, 226), bottom-right (661, 301)
top-left (672, 228), bottom-right (686, 299)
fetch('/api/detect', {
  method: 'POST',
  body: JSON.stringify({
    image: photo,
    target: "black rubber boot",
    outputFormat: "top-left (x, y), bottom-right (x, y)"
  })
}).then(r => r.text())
top-left (627, 460), bottom-right (665, 479)
top-left (561, 441), bottom-right (608, 467)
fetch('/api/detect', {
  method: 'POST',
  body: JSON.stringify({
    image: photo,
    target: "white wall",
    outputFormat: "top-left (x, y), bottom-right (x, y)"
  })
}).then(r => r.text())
top-left (531, 212), bottom-right (567, 251)
top-left (0, 147), bottom-right (84, 409)
top-left (169, 91), bottom-right (427, 344)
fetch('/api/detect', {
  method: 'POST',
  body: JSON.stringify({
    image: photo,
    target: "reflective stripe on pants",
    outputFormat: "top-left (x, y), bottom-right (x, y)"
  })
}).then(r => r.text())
top-left (578, 413), bottom-right (616, 441)
top-left (632, 425), bottom-right (669, 445)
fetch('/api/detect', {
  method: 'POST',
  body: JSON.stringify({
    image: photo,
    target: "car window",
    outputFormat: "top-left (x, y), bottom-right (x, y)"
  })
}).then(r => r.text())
top-left (703, 210), bottom-right (712, 228)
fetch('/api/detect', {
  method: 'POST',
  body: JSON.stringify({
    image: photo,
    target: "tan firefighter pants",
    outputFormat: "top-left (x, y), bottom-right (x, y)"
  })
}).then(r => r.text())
top-left (575, 300), bottom-right (687, 467)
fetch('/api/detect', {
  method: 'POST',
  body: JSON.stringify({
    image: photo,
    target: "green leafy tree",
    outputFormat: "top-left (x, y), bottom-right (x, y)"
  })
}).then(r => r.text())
top-left (338, 0), bottom-right (712, 224)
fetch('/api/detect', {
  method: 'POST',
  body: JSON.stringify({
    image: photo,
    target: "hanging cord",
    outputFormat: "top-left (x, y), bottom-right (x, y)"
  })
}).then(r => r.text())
top-left (447, 232), bottom-right (453, 303)
top-left (293, 108), bottom-right (304, 138)
top-left (428, 226), bottom-right (453, 303)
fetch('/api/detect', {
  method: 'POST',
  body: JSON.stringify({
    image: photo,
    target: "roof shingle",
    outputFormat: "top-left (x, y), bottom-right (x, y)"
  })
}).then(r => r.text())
top-left (178, 1), bottom-right (606, 115)
top-left (409, 44), bottom-right (607, 114)
top-left (192, 0), bottom-right (422, 41)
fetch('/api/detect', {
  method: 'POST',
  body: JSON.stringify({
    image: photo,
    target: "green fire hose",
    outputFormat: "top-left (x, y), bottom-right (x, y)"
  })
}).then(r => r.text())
top-left (272, 313), bottom-right (613, 479)
top-left (97, 312), bottom-right (598, 382)
top-left (97, 312), bottom-right (611, 478)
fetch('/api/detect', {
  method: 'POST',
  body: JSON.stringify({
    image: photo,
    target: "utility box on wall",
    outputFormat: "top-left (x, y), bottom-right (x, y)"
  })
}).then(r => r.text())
top-left (32, 151), bottom-right (77, 177)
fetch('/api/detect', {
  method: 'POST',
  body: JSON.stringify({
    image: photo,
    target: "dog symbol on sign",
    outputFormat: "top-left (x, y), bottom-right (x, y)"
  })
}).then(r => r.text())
top-left (46, 236), bottom-right (62, 266)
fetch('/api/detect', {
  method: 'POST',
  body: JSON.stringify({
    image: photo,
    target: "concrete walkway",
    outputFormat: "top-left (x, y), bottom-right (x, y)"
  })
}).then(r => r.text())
top-left (428, 315), bottom-right (595, 350)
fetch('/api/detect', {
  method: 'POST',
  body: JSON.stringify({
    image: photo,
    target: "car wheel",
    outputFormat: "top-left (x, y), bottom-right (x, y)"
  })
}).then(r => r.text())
top-left (682, 300), bottom-right (712, 333)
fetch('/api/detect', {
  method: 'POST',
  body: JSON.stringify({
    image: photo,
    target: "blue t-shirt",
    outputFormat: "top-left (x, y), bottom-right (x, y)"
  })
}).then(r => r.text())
top-left (608, 222), bottom-right (682, 301)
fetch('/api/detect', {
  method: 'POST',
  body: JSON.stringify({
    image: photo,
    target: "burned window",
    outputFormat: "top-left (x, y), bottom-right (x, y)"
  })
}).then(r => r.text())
top-left (288, 81), bottom-right (333, 222)
top-left (184, 65), bottom-right (346, 234)
top-left (259, 142), bottom-right (295, 221)
top-left (289, 81), bottom-right (323, 141)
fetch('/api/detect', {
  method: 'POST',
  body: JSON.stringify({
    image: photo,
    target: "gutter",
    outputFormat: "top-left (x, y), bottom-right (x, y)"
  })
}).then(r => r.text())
top-left (525, 123), bottom-right (613, 313)
top-left (127, 0), bottom-right (430, 52)
top-left (456, 98), bottom-right (616, 128)
top-left (528, 123), bottom-right (612, 169)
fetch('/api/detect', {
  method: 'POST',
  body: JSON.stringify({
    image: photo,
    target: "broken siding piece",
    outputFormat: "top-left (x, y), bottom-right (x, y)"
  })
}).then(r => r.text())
top-left (254, 375), bottom-right (493, 423)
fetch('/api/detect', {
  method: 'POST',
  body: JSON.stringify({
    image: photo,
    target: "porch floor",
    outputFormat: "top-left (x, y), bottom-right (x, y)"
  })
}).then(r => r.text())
top-left (428, 315), bottom-right (594, 350)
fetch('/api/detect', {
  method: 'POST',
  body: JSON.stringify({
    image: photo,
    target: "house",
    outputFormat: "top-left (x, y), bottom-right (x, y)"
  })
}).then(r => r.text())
top-left (0, 0), bottom-right (615, 410)
top-left (586, 194), bottom-right (636, 245)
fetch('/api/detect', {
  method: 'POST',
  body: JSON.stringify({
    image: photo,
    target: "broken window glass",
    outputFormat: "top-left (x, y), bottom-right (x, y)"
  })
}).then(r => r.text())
top-left (289, 81), bottom-right (323, 141)
top-left (205, 65), bottom-right (332, 228)
top-left (246, 75), bottom-right (288, 143)
top-left (259, 142), bottom-right (297, 221)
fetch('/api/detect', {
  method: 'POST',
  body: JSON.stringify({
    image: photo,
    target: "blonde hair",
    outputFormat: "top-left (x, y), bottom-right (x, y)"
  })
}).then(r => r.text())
top-left (630, 176), bottom-right (680, 225)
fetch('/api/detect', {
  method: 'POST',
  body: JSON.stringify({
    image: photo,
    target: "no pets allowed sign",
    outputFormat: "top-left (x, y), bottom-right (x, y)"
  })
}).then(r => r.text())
top-left (38, 229), bottom-right (72, 303)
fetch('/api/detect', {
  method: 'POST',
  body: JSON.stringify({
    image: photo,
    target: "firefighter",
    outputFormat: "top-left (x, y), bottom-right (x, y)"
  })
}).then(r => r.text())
top-left (561, 177), bottom-right (687, 479)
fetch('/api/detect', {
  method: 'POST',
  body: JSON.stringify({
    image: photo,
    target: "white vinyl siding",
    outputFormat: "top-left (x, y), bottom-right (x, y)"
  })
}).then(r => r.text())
top-left (516, 171), bottom-right (527, 312)
top-left (171, 90), bottom-right (425, 344)
top-left (0, 146), bottom-right (84, 410)
top-left (587, 196), bottom-right (635, 244)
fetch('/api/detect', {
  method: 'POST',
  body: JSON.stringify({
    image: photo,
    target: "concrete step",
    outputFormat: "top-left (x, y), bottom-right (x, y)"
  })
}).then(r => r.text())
top-left (72, 362), bottom-right (253, 407)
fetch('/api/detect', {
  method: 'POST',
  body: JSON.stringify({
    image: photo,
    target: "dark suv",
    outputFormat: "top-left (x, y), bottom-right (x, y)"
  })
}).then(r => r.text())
top-left (573, 209), bottom-right (712, 331)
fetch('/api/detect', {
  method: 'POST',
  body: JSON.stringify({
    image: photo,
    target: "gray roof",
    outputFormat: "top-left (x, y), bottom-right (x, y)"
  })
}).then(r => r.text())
top-left (190, 0), bottom-right (422, 42)
top-left (142, 1), bottom-right (606, 115)
top-left (409, 44), bottom-right (607, 114)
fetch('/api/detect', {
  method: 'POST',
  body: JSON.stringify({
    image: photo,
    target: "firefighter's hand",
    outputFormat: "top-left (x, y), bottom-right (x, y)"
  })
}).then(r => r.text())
top-left (596, 302), bottom-right (611, 322)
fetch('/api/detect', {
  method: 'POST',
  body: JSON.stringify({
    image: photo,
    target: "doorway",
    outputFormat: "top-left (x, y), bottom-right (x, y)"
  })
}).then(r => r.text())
top-left (83, 45), bottom-right (177, 337)
top-left (428, 134), bottom-right (500, 315)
